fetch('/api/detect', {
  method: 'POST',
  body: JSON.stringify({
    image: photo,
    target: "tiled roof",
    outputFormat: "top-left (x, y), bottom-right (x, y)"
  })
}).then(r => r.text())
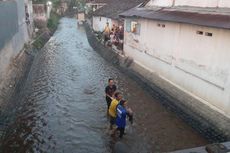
top-left (92, 0), bottom-right (146, 19)
top-left (86, 0), bottom-right (109, 3)
top-left (120, 6), bottom-right (230, 29)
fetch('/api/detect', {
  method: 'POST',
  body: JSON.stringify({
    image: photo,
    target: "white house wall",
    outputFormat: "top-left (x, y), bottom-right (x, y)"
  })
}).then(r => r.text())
top-left (218, 0), bottom-right (230, 8)
top-left (175, 0), bottom-right (219, 7)
top-left (124, 18), bottom-right (230, 116)
top-left (93, 16), bottom-right (110, 32)
top-left (146, 0), bottom-right (174, 7)
top-left (147, 0), bottom-right (230, 8)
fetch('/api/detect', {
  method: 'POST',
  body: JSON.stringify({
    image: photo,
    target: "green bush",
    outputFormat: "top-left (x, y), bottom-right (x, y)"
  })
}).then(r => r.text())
top-left (47, 12), bottom-right (60, 32)
top-left (33, 29), bottom-right (51, 49)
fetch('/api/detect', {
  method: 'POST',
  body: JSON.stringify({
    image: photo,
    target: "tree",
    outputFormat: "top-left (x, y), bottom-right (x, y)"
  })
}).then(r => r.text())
top-left (32, 0), bottom-right (60, 5)
top-left (32, 0), bottom-right (47, 4)
top-left (69, 0), bottom-right (86, 11)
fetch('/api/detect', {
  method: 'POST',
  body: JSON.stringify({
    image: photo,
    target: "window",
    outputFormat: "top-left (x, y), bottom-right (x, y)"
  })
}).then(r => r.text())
top-left (131, 21), bottom-right (138, 33)
top-left (196, 31), bottom-right (213, 37)
top-left (126, 20), bottom-right (141, 35)
top-left (196, 31), bottom-right (203, 35)
top-left (157, 23), bottom-right (166, 28)
top-left (131, 21), bottom-right (141, 35)
top-left (205, 32), bottom-right (213, 37)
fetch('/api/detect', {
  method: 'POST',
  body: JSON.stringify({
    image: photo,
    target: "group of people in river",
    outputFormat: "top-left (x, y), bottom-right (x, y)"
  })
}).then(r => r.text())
top-left (105, 78), bottom-right (133, 139)
top-left (102, 22), bottom-right (124, 50)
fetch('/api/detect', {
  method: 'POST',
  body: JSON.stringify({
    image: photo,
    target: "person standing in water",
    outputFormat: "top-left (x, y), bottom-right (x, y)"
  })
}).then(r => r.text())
top-left (109, 92), bottom-right (122, 130)
top-left (116, 100), bottom-right (133, 138)
top-left (105, 78), bottom-right (117, 110)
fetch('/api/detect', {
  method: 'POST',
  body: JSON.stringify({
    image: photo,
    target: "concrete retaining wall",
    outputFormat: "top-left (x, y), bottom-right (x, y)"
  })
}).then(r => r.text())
top-left (84, 23), bottom-right (230, 142)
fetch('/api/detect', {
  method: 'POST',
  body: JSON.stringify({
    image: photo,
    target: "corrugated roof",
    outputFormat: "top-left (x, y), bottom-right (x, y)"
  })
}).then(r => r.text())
top-left (119, 7), bottom-right (230, 29)
top-left (86, 0), bottom-right (109, 3)
top-left (92, 0), bottom-right (146, 19)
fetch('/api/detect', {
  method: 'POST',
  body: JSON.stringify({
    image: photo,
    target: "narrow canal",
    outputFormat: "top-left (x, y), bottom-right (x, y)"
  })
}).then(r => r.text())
top-left (2, 18), bottom-right (208, 153)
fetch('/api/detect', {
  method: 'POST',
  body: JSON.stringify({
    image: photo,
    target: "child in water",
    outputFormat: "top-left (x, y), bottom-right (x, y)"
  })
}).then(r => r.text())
top-left (116, 100), bottom-right (133, 138)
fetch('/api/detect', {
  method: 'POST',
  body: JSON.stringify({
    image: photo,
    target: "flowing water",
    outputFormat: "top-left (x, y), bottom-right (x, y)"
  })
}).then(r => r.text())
top-left (1, 18), bottom-right (208, 153)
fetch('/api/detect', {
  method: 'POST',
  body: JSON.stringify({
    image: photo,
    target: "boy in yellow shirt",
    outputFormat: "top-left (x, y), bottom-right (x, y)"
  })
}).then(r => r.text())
top-left (109, 92), bottom-right (122, 130)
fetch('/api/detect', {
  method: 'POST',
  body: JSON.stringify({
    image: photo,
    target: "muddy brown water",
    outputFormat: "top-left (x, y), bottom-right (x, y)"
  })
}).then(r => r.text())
top-left (1, 18), bottom-right (208, 153)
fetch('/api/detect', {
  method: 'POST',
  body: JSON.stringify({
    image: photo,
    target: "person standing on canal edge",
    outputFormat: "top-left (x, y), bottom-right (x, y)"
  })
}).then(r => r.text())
top-left (109, 92), bottom-right (122, 130)
top-left (105, 78), bottom-right (117, 111)
top-left (103, 22), bottom-right (111, 45)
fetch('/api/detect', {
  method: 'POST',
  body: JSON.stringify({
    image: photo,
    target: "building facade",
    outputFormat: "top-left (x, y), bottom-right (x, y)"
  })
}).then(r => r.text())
top-left (0, 0), bottom-right (33, 81)
top-left (146, 0), bottom-right (230, 7)
top-left (85, 0), bottom-right (107, 13)
top-left (120, 0), bottom-right (230, 137)
top-left (91, 0), bottom-right (144, 32)
top-left (33, 4), bottom-right (47, 21)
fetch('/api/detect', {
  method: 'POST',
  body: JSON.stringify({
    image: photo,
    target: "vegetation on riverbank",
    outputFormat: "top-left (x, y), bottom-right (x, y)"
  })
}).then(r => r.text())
top-left (47, 11), bottom-right (60, 32)
top-left (33, 11), bottom-right (60, 50)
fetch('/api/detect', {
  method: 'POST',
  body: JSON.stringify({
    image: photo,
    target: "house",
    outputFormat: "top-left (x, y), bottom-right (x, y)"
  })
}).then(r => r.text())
top-left (91, 0), bottom-right (145, 32)
top-left (85, 0), bottom-right (107, 13)
top-left (77, 11), bottom-right (85, 24)
top-left (33, 1), bottom-right (55, 28)
top-left (60, 0), bottom-right (68, 15)
top-left (120, 0), bottom-right (230, 137)
top-left (91, 0), bottom-right (146, 51)
top-left (54, 0), bottom-right (68, 15)
top-left (33, 4), bottom-right (47, 21)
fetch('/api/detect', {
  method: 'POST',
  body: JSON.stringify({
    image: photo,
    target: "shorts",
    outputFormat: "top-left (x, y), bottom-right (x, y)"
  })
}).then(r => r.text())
top-left (110, 116), bottom-right (116, 125)
top-left (104, 34), bottom-right (110, 42)
top-left (106, 96), bottom-right (112, 109)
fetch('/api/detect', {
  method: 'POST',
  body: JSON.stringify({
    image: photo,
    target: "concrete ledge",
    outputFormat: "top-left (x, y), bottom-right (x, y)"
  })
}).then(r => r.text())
top-left (0, 46), bottom-right (34, 142)
top-left (170, 142), bottom-right (230, 153)
top-left (84, 23), bottom-right (230, 142)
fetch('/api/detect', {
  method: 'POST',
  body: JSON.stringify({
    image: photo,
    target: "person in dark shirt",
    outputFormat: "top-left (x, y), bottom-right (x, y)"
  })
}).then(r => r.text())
top-left (105, 78), bottom-right (117, 110)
